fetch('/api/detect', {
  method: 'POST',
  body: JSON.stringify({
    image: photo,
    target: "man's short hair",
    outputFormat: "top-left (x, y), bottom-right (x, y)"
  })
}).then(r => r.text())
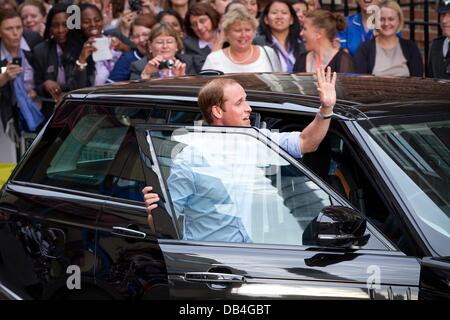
top-left (198, 78), bottom-right (240, 124)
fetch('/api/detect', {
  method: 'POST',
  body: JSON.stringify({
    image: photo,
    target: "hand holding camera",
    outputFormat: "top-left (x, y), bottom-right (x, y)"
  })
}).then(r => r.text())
top-left (141, 56), bottom-right (186, 79)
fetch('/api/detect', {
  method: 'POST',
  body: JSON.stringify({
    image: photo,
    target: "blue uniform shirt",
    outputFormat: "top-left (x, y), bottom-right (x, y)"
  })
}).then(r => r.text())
top-left (338, 14), bottom-right (374, 57)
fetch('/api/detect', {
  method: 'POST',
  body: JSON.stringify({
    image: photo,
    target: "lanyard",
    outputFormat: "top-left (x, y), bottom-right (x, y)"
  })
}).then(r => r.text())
top-left (309, 47), bottom-right (333, 73)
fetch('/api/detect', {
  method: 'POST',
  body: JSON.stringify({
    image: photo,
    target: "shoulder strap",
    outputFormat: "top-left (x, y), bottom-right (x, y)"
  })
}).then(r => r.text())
top-left (261, 46), bottom-right (275, 72)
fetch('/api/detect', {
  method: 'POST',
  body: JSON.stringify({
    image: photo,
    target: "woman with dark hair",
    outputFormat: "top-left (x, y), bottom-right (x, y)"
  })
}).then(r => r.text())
top-left (33, 2), bottom-right (79, 114)
top-left (0, 9), bottom-right (43, 164)
top-left (108, 13), bottom-right (156, 82)
top-left (294, 9), bottom-right (354, 73)
top-left (290, 0), bottom-right (308, 28)
top-left (156, 9), bottom-right (184, 39)
top-left (258, 0), bottom-right (305, 72)
top-left (162, 0), bottom-right (194, 20)
top-left (70, 3), bottom-right (125, 88)
top-left (184, 2), bottom-right (222, 73)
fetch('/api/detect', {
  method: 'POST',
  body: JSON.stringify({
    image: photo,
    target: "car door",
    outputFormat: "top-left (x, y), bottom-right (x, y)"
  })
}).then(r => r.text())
top-left (138, 124), bottom-right (422, 300)
top-left (0, 102), bottom-right (133, 299)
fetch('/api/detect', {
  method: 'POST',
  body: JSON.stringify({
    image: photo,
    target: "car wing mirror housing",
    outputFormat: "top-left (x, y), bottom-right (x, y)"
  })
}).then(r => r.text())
top-left (313, 206), bottom-right (370, 248)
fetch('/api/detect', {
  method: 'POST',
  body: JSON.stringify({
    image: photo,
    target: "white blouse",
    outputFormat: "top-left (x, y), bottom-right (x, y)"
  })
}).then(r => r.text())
top-left (202, 46), bottom-right (282, 73)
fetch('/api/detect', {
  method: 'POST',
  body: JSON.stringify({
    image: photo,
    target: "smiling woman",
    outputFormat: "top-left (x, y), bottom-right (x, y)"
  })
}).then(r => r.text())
top-left (354, 0), bottom-right (424, 77)
top-left (33, 2), bottom-right (82, 118)
top-left (201, 7), bottom-right (282, 73)
top-left (18, 0), bottom-right (46, 36)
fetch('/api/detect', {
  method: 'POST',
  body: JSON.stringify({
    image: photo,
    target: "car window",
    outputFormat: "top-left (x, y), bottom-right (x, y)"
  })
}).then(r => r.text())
top-left (14, 104), bottom-right (167, 197)
top-left (109, 132), bottom-right (146, 202)
top-left (168, 110), bottom-right (201, 125)
top-left (147, 127), bottom-right (335, 247)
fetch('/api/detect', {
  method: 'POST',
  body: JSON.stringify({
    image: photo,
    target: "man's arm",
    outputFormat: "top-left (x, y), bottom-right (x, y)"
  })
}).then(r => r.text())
top-left (299, 66), bottom-right (337, 154)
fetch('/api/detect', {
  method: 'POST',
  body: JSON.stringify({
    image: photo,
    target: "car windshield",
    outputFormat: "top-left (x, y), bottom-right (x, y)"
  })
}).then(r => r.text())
top-left (358, 115), bottom-right (450, 256)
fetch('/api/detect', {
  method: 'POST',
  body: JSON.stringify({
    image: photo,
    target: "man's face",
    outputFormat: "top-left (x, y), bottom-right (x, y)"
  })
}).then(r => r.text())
top-left (216, 83), bottom-right (252, 127)
top-left (441, 12), bottom-right (450, 38)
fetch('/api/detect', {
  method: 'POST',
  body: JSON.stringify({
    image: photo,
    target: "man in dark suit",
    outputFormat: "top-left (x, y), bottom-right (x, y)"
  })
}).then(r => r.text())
top-left (428, 0), bottom-right (450, 79)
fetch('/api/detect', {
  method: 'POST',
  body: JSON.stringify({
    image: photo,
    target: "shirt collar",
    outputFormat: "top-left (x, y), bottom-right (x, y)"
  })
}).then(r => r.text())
top-left (352, 14), bottom-right (362, 26)
top-left (20, 37), bottom-right (31, 52)
top-left (198, 39), bottom-right (211, 49)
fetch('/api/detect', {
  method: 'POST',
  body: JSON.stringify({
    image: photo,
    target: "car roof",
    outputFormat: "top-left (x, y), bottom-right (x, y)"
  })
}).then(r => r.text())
top-left (67, 73), bottom-right (450, 120)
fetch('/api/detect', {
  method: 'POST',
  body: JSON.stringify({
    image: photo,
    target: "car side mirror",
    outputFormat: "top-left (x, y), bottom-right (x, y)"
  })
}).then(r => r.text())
top-left (313, 206), bottom-right (370, 248)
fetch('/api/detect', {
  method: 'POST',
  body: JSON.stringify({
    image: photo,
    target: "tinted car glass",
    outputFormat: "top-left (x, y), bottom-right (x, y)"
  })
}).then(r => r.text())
top-left (149, 127), bottom-right (333, 246)
top-left (359, 116), bottom-right (450, 256)
top-left (13, 104), bottom-right (167, 197)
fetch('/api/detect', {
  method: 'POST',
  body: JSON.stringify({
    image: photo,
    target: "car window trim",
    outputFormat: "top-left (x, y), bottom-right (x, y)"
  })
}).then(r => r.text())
top-left (7, 180), bottom-right (113, 203)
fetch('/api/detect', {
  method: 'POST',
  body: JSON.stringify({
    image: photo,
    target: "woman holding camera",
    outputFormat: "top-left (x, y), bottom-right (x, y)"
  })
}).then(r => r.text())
top-left (0, 9), bottom-right (43, 164)
top-left (130, 23), bottom-right (194, 79)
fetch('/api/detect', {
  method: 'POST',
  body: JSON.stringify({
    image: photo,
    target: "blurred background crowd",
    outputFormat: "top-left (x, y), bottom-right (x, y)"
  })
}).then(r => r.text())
top-left (0, 0), bottom-right (449, 169)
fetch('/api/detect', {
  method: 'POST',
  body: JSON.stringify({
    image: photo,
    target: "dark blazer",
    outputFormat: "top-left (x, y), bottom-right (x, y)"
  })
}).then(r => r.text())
top-left (354, 37), bottom-right (424, 77)
top-left (427, 36), bottom-right (450, 79)
top-left (183, 36), bottom-right (212, 74)
top-left (65, 34), bottom-right (96, 89)
top-left (32, 39), bottom-right (80, 96)
top-left (293, 49), bottom-right (355, 73)
top-left (130, 53), bottom-right (195, 80)
top-left (0, 30), bottom-right (42, 133)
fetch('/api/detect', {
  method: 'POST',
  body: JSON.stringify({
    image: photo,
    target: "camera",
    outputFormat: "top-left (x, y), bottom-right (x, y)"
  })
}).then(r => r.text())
top-left (128, 0), bottom-right (141, 12)
top-left (158, 59), bottom-right (175, 70)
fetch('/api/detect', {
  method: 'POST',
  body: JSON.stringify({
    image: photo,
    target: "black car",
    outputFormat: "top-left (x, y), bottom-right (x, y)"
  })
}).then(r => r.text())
top-left (0, 73), bottom-right (449, 300)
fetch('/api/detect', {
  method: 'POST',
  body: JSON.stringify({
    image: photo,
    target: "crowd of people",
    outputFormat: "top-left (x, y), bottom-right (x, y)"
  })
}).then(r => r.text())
top-left (0, 0), bottom-right (449, 164)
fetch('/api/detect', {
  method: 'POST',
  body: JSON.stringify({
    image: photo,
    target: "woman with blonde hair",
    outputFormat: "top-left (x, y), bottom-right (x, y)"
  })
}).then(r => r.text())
top-left (294, 9), bottom-right (354, 73)
top-left (354, 0), bottom-right (423, 76)
top-left (18, 0), bottom-right (46, 36)
top-left (130, 23), bottom-right (194, 79)
top-left (202, 7), bottom-right (281, 73)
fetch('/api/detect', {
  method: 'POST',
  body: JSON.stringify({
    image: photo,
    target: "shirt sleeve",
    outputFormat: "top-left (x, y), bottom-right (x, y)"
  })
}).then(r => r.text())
top-left (167, 156), bottom-right (196, 219)
top-left (260, 129), bottom-right (303, 159)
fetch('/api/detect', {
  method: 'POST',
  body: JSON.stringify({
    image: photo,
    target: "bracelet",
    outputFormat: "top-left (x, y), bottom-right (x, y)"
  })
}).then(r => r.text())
top-left (76, 60), bottom-right (87, 70)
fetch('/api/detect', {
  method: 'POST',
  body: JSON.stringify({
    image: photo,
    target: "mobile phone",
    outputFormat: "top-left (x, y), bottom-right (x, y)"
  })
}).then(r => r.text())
top-left (128, 0), bottom-right (141, 12)
top-left (12, 57), bottom-right (22, 66)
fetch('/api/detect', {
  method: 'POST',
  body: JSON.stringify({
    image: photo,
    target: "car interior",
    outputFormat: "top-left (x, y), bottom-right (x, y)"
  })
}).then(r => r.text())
top-left (264, 114), bottom-right (421, 257)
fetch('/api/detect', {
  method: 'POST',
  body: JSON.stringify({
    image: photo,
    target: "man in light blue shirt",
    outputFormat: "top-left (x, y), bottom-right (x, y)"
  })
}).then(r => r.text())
top-left (143, 66), bottom-right (337, 242)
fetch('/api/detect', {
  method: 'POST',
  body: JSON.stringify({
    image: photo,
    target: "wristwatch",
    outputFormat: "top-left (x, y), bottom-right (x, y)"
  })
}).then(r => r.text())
top-left (318, 105), bottom-right (334, 119)
top-left (317, 111), bottom-right (333, 120)
top-left (76, 60), bottom-right (87, 70)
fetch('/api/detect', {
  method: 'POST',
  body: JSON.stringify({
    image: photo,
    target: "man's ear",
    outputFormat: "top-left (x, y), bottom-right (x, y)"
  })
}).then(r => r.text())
top-left (211, 105), bottom-right (223, 120)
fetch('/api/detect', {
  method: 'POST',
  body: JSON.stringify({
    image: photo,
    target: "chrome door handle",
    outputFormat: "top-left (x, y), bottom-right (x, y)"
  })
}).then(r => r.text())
top-left (112, 226), bottom-right (146, 239)
top-left (184, 272), bottom-right (245, 283)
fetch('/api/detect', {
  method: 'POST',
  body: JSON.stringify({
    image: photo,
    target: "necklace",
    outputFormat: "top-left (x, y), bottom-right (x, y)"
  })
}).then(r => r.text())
top-left (228, 45), bottom-right (254, 64)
